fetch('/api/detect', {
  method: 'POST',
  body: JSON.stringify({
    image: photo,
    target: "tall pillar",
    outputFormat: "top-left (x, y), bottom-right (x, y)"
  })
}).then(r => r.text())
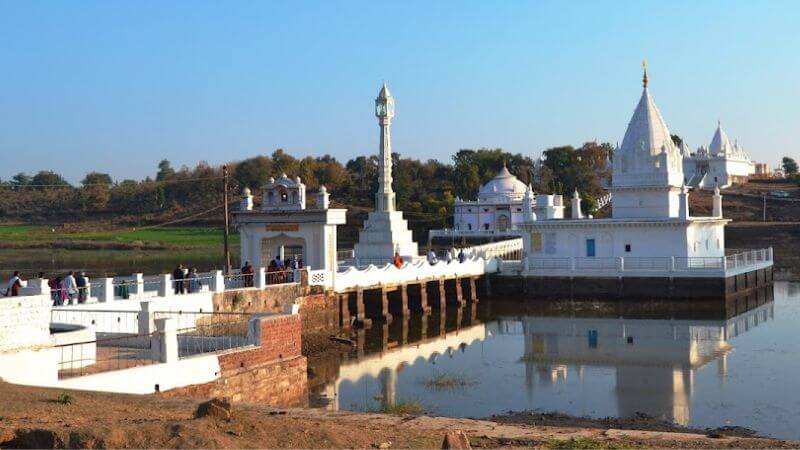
top-left (456, 306), bottom-right (464, 331)
top-left (420, 313), bottom-right (428, 341)
top-left (401, 317), bottom-right (409, 345)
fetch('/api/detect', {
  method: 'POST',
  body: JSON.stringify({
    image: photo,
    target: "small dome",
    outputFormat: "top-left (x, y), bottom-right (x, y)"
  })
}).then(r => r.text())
top-left (319, 185), bottom-right (327, 193)
top-left (478, 165), bottom-right (528, 200)
top-left (242, 187), bottom-right (251, 196)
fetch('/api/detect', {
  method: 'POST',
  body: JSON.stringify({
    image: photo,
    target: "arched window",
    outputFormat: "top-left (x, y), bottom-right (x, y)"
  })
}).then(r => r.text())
top-left (268, 191), bottom-right (274, 204)
top-left (280, 189), bottom-right (288, 203)
top-left (291, 191), bottom-right (298, 204)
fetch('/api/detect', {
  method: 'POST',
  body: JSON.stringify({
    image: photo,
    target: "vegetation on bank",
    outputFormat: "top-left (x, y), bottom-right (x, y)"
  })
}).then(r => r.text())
top-left (373, 400), bottom-right (425, 416)
top-left (0, 224), bottom-right (237, 250)
top-left (0, 146), bottom-right (614, 229)
top-left (423, 372), bottom-right (472, 390)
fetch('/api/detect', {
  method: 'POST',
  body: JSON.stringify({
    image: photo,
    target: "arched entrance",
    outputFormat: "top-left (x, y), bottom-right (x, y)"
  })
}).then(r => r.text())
top-left (261, 235), bottom-right (306, 267)
top-left (497, 215), bottom-right (510, 232)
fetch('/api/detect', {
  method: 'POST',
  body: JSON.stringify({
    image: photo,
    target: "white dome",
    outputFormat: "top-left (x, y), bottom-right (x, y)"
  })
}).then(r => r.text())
top-left (709, 122), bottom-right (732, 157)
top-left (478, 166), bottom-right (528, 200)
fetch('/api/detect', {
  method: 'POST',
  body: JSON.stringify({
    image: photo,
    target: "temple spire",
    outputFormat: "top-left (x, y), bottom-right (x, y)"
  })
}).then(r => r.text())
top-left (642, 59), bottom-right (648, 88)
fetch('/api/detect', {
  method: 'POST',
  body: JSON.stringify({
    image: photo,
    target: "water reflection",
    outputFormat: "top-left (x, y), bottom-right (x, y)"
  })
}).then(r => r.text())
top-left (317, 286), bottom-right (786, 435)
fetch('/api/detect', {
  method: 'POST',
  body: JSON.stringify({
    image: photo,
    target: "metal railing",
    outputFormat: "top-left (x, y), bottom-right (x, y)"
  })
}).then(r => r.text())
top-left (154, 311), bottom-right (254, 359)
top-left (51, 309), bottom-right (141, 335)
top-left (55, 332), bottom-right (157, 380)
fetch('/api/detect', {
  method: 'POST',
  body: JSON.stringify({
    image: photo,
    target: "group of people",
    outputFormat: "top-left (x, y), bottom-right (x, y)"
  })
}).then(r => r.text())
top-left (49, 271), bottom-right (90, 305)
top-left (426, 248), bottom-right (467, 266)
top-left (265, 255), bottom-right (303, 284)
top-left (392, 248), bottom-right (468, 268)
top-left (172, 264), bottom-right (202, 294)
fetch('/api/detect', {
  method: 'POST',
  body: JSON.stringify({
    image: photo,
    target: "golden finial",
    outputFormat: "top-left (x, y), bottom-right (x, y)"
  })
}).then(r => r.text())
top-left (642, 59), bottom-right (648, 88)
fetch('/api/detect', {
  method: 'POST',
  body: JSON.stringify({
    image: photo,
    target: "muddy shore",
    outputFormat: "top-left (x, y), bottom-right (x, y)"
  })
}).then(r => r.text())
top-left (0, 382), bottom-right (796, 449)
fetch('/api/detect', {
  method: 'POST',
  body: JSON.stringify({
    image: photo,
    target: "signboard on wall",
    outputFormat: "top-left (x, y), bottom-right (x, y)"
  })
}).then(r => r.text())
top-left (531, 233), bottom-right (543, 253)
top-left (266, 223), bottom-right (299, 232)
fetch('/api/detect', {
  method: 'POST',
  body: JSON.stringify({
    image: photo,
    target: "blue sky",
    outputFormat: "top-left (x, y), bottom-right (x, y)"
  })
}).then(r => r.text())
top-left (1, 1), bottom-right (797, 183)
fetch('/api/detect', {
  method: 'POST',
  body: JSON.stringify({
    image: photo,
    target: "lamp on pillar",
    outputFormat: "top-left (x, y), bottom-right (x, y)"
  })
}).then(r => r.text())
top-left (571, 189), bottom-right (583, 219)
top-left (712, 184), bottom-right (723, 218)
top-left (679, 183), bottom-right (690, 219)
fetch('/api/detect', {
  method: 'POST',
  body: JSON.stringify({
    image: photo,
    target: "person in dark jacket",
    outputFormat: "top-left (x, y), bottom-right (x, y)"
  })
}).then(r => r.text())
top-left (172, 264), bottom-right (185, 294)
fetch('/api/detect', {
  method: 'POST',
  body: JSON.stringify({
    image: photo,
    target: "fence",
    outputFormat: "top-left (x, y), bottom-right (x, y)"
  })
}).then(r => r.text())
top-left (51, 309), bottom-right (141, 335)
top-left (509, 248), bottom-right (773, 277)
top-left (153, 311), bottom-right (254, 358)
top-left (55, 332), bottom-right (157, 380)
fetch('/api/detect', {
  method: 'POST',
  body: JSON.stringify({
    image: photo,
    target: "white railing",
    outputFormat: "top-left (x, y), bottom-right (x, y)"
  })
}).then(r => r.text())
top-left (505, 248), bottom-right (773, 278)
top-left (464, 238), bottom-right (524, 261)
top-left (429, 229), bottom-right (523, 238)
top-left (333, 256), bottom-right (499, 292)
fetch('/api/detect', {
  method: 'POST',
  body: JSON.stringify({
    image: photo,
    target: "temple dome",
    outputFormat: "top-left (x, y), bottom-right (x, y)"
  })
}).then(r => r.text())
top-left (478, 166), bottom-right (528, 201)
top-left (619, 87), bottom-right (677, 160)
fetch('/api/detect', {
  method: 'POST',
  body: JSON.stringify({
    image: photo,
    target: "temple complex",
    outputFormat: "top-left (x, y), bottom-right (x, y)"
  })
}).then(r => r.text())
top-left (682, 122), bottom-right (756, 189)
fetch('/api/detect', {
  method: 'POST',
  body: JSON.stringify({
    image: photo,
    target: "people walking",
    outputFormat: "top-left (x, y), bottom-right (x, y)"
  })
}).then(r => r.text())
top-left (54, 276), bottom-right (66, 305)
top-left (4, 271), bottom-right (23, 297)
top-left (458, 248), bottom-right (466, 263)
top-left (172, 264), bottom-right (185, 294)
top-left (76, 272), bottom-right (88, 304)
top-left (63, 271), bottom-right (78, 304)
top-left (427, 249), bottom-right (438, 265)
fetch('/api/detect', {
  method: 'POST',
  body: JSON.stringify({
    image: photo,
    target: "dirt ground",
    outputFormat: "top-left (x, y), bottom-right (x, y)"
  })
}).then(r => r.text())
top-left (0, 382), bottom-right (797, 449)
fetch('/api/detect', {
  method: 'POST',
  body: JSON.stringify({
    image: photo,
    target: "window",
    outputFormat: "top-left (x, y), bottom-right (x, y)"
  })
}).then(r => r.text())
top-left (484, 223), bottom-right (490, 230)
top-left (626, 336), bottom-right (634, 344)
top-left (586, 239), bottom-right (596, 257)
top-left (468, 224), bottom-right (472, 230)
top-left (484, 208), bottom-right (489, 212)
top-left (516, 208), bottom-right (522, 212)
top-left (625, 244), bottom-right (631, 253)
top-left (467, 208), bottom-right (472, 212)
top-left (280, 190), bottom-right (288, 202)
top-left (268, 192), bottom-right (274, 204)
top-left (588, 330), bottom-right (598, 349)
top-left (291, 191), bottom-right (298, 204)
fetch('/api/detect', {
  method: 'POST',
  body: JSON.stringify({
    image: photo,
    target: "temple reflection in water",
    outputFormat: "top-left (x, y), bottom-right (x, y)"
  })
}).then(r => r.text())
top-left (318, 289), bottom-right (774, 426)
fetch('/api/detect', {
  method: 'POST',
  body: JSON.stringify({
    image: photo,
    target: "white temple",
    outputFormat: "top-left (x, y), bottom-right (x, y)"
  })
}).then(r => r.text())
top-left (353, 84), bottom-right (419, 263)
top-left (518, 65), bottom-right (729, 267)
top-left (682, 122), bottom-right (755, 189)
top-left (451, 165), bottom-right (535, 234)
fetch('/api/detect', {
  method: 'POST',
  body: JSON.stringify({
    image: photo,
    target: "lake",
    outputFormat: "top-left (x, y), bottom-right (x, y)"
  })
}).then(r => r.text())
top-left (314, 281), bottom-right (800, 439)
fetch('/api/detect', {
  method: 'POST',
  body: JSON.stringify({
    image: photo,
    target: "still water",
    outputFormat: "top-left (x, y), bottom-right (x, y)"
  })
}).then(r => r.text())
top-left (315, 282), bottom-right (800, 439)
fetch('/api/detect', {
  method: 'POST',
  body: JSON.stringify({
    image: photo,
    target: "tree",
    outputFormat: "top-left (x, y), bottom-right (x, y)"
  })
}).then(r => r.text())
top-left (11, 173), bottom-right (32, 187)
top-left (233, 156), bottom-right (272, 190)
top-left (782, 157), bottom-right (798, 175)
top-left (156, 160), bottom-right (175, 181)
top-left (80, 172), bottom-right (113, 210)
top-left (31, 171), bottom-right (70, 189)
top-left (671, 134), bottom-right (683, 148)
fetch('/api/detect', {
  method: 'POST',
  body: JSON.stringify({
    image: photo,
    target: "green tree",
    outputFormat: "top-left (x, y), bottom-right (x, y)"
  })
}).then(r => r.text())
top-left (233, 156), bottom-right (272, 190)
top-left (82, 172), bottom-right (113, 186)
top-left (782, 157), bottom-right (798, 175)
top-left (156, 159), bottom-right (175, 181)
top-left (31, 171), bottom-right (70, 189)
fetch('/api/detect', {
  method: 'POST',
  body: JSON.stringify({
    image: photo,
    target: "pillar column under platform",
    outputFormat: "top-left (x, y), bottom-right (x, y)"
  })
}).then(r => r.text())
top-left (420, 313), bottom-right (428, 341)
top-left (401, 316), bottom-right (409, 345)
top-left (469, 277), bottom-right (479, 303)
top-left (355, 289), bottom-right (372, 328)
top-left (455, 277), bottom-right (465, 306)
top-left (438, 309), bottom-right (446, 337)
top-left (455, 306), bottom-right (464, 331)
top-left (438, 278), bottom-right (447, 309)
top-left (400, 284), bottom-right (410, 316)
top-left (381, 322), bottom-right (390, 351)
top-left (339, 293), bottom-right (351, 328)
top-left (381, 287), bottom-right (393, 324)
top-left (419, 283), bottom-right (431, 314)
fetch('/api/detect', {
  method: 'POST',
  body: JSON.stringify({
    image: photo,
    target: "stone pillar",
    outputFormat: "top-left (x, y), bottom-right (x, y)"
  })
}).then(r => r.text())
top-left (419, 283), bottom-right (431, 314)
top-left (356, 329), bottom-right (366, 358)
top-left (420, 313), bottom-right (428, 340)
top-left (210, 270), bottom-right (225, 293)
top-left (400, 285), bottom-right (410, 316)
top-left (138, 301), bottom-right (155, 336)
top-left (455, 277), bottom-right (464, 305)
top-left (255, 267), bottom-right (266, 289)
top-left (381, 322), bottom-right (390, 351)
top-left (438, 309), bottom-right (446, 336)
top-left (401, 317), bottom-right (409, 345)
top-left (456, 306), bottom-right (464, 331)
top-left (469, 277), bottom-right (479, 303)
top-left (713, 185), bottom-right (723, 218)
top-left (158, 274), bottom-right (171, 297)
top-left (100, 277), bottom-right (114, 303)
top-left (132, 273), bottom-right (144, 297)
top-left (438, 278), bottom-right (446, 309)
top-left (152, 317), bottom-right (178, 363)
top-left (381, 287), bottom-right (393, 323)
top-left (340, 293), bottom-right (351, 328)
top-left (355, 289), bottom-right (371, 328)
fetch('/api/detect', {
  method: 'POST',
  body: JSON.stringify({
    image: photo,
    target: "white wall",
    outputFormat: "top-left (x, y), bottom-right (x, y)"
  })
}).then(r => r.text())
top-left (611, 188), bottom-right (681, 219)
top-left (0, 294), bottom-right (51, 351)
top-left (55, 354), bottom-right (221, 394)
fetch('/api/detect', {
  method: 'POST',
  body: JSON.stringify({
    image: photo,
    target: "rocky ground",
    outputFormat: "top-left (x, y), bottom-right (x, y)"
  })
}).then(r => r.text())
top-left (1, 382), bottom-right (797, 449)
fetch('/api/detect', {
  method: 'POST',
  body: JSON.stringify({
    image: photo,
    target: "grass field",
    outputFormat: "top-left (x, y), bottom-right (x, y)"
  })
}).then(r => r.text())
top-left (0, 224), bottom-right (239, 250)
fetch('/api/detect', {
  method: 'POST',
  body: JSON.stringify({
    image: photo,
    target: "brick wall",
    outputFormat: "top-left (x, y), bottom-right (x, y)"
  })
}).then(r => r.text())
top-left (0, 295), bottom-right (51, 351)
top-left (213, 284), bottom-right (302, 313)
top-left (161, 313), bottom-right (308, 407)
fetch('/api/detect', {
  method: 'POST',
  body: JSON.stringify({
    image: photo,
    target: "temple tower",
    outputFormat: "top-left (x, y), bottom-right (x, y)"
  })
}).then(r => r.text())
top-left (353, 83), bottom-right (419, 263)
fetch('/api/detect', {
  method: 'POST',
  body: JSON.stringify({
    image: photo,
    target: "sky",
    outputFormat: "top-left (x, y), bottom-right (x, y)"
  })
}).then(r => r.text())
top-left (1, 0), bottom-right (798, 184)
